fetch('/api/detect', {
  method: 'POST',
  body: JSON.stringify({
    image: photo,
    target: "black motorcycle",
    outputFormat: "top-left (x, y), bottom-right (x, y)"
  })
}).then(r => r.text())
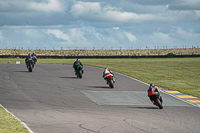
top-left (152, 92), bottom-right (163, 109)
top-left (26, 58), bottom-right (34, 72)
top-left (75, 65), bottom-right (83, 78)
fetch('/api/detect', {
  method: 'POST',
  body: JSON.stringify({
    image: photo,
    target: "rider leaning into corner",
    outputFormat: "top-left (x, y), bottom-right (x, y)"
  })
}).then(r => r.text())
top-left (102, 68), bottom-right (115, 84)
top-left (73, 59), bottom-right (83, 75)
top-left (147, 83), bottom-right (163, 104)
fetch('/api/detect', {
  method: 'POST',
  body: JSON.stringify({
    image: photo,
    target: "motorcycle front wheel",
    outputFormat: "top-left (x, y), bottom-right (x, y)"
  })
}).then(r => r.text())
top-left (155, 98), bottom-right (163, 109)
top-left (28, 64), bottom-right (32, 72)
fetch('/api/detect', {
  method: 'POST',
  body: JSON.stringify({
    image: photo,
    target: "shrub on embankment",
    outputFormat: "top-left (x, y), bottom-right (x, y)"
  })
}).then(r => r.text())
top-left (0, 48), bottom-right (200, 57)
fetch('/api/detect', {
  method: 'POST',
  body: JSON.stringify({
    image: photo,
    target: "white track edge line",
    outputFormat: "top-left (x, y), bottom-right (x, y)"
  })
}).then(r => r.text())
top-left (0, 104), bottom-right (34, 133)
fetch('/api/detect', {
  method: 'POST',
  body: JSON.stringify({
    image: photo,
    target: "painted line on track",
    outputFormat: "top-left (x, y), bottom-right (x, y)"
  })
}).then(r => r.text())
top-left (0, 104), bottom-right (34, 133)
top-left (166, 91), bottom-right (200, 107)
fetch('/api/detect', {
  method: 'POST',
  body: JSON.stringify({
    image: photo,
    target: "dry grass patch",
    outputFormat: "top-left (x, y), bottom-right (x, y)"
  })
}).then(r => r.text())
top-left (1, 48), bottom-right (200, 56)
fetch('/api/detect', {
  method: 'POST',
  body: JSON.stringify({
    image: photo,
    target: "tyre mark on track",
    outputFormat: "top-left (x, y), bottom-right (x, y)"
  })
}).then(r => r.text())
top-left (123, 117), bottom-right (149, 133)
top-left (79, 123), bottom-right (98, 133)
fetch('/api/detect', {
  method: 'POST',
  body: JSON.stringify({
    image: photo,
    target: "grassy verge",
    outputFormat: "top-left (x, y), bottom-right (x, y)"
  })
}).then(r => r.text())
top-left (0, 57), bottom-right (200, 132)
top-left (0, 105), bottom-right (29, 133)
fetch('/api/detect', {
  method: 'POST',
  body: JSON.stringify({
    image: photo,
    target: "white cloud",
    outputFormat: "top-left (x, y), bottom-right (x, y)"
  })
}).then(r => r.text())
top-left (1, 25), bottom-right (36, 30)
top-left (169, 0), bottom-right (200, 10)
top-left (70, 28), bottom-right (87, 42)
top-left (152, 32), bottom-right (170, 40)
top-left (0, 31), bottom-right (4, 40)
top-left (46, 29), bottom-right (71, 42)
top-left (176, 27), bottom-right (200, 38)
top-left (29, 0), bottom-right (63, 12)
top-left (124, 32), bottom-right (137, 42)
top-left (71, 1), bottom-right (101, 16)
top-left (113, 27), bottom-right (119, 30)
top-left (70, 2), bottom-right (168, 22)
top-left (149, 32), bottom-right (174, 46)
top-left (106, 11), bottom-right (144, 22)
top-left (0, 25), bottom-right (66, 30)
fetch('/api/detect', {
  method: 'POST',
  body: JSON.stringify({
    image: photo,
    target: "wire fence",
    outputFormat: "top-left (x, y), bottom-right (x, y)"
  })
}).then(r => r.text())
top-left (1, 45), bottom-right (200, 57)
top-left (3, 45), bottom-right (200, 50)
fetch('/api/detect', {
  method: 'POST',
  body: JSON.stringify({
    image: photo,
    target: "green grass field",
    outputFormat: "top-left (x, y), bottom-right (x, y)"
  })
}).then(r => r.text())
top-left (0, 57), bottom-right (200, 132)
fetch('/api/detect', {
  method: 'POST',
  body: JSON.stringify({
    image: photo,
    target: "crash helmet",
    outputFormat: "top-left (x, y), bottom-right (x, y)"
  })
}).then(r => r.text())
top-left (150, 83), bottom-right (154, 87)
top-left (105, 68), bottom-right (109, 71)
top-left (28, 53), bottom-right (31, 58)
top-left (76, 58), bottom-right (80, 62)
top-left (32, 52), bottom-right (36, 56)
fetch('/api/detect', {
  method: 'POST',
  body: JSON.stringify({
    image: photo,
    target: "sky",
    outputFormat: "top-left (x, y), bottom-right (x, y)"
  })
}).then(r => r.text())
top-left (0, 0), bottom-right (200, 50)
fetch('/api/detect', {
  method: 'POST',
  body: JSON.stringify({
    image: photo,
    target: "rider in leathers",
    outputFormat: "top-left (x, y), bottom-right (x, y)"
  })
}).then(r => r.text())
top-left (31, 52), bottom-right (37, 63)
top-left (147, 83), bottom-right (163, 104)
top-left (73, 59), bottom-right (83, 75)
top-left (25, 53), bottom-right (34, 68)
top-left (102, 68), bottom-right (115, 84)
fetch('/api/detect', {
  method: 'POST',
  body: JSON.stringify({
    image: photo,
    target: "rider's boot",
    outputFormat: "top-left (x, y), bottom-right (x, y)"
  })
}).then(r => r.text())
top-left (113, 77), bottom-right (115, 83)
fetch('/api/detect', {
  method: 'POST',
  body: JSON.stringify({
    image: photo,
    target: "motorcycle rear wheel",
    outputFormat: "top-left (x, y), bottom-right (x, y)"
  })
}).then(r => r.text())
top-left (77, 70), bottom-right (82, 78)
top-left (108, 79), bottom-right (114, 88)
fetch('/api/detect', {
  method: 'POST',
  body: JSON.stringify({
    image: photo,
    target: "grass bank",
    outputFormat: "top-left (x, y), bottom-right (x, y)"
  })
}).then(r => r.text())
top-left (0, 105), bottom-right (29, 133)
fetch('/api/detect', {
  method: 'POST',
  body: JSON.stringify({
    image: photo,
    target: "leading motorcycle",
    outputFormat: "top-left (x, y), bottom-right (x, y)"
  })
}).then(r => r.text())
top-left (75, 65), bottom-right (83, 78)
top-left (26, 58), bottom-right (34, 72)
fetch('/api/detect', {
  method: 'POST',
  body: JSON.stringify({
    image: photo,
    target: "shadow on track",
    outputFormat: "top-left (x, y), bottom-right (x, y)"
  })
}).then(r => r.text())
top-left (88, 86), bottom-right (111, 89)
top-left (128, 106), bottom-right (158, 109)
top-left (59, 77), bottom-right (77, 79)
top-left (13, 71), bottom-right (29, 73)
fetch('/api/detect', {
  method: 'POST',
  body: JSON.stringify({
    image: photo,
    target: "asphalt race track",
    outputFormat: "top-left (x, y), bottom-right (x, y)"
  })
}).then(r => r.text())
top-left (0, 64), bottom-right (200, 133)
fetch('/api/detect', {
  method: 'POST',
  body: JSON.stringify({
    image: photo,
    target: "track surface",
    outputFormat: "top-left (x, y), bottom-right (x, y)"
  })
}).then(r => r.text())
top-left (0, 64), bottom-right (200, 133)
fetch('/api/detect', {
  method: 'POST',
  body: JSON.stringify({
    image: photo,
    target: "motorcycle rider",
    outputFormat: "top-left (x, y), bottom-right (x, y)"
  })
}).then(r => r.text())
top-left (25, 53), bottom-right (33, 68)
top-left (31, 52), bottom-right (37, 63)
top-left (102, 68), bottom-right (115, 84)
top-left (31, 52), bottom-right (37, 68)
top-left (147, 83), bottom-right (163, 104)
top-left (73, 59), bottom-right (83, 75)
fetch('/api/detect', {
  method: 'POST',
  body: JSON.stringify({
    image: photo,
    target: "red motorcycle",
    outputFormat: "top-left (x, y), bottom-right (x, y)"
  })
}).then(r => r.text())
top-left (104, 73), bottom-right (115, 88)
